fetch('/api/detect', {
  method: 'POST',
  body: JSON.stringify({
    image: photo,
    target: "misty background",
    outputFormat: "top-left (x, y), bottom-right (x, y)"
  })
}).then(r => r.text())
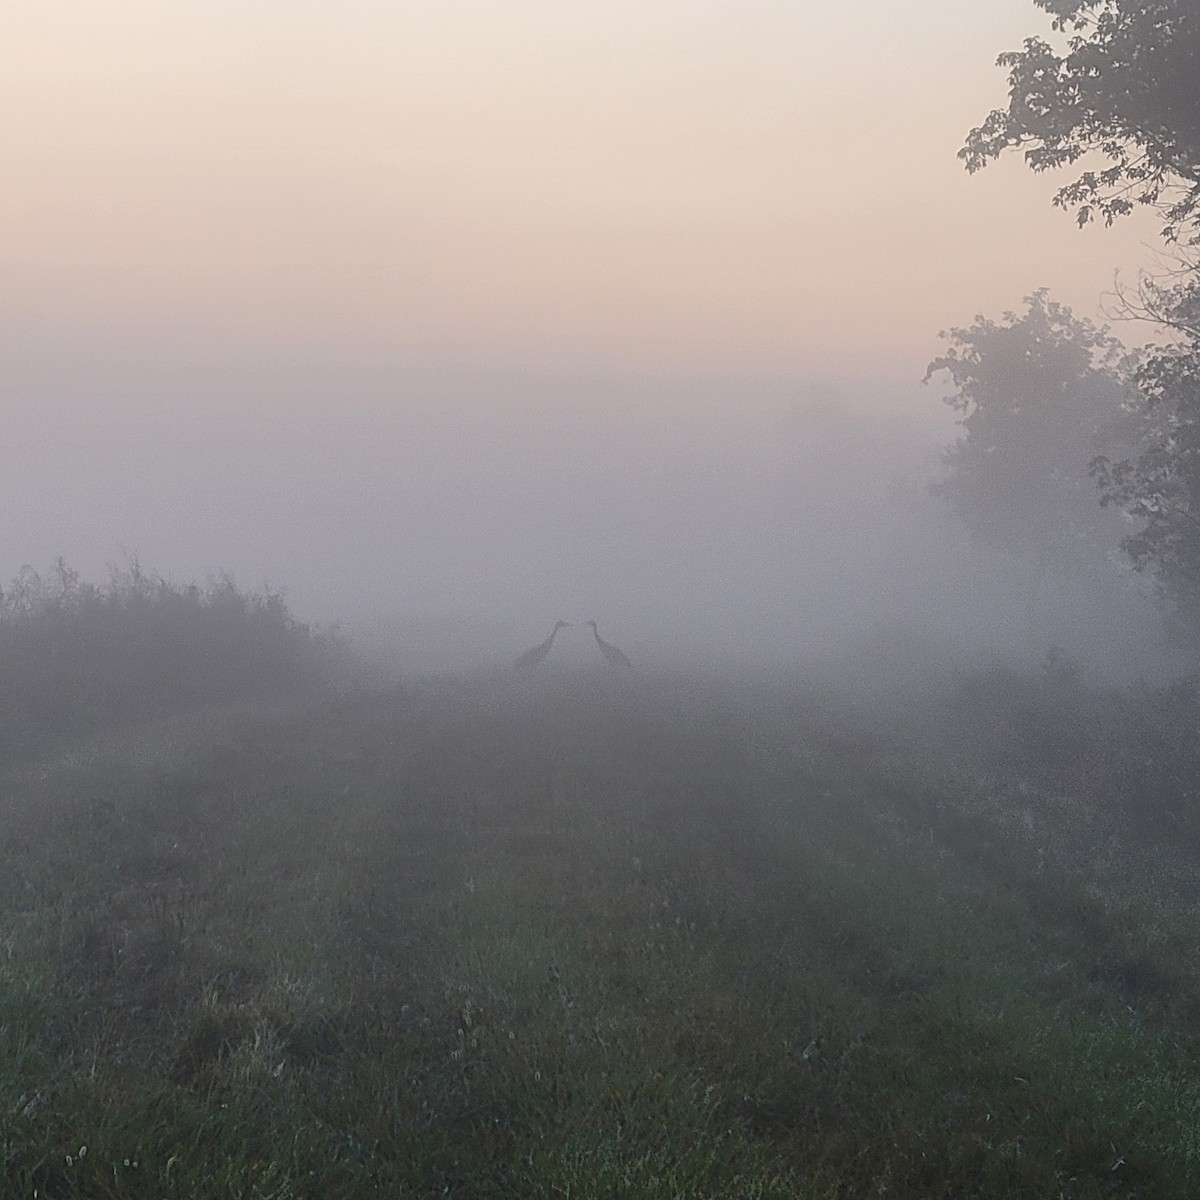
top-left (0, 333), bottom-right (1171, 681)
top-left (1, 335), bottom-right (1169, 677)
top-left (0, 0), bottom-right (1176, 678)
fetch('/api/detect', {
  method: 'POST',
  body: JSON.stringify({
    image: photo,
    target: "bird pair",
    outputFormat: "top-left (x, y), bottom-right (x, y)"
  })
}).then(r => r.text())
top-left (514, 620), bottom-right (631, 670)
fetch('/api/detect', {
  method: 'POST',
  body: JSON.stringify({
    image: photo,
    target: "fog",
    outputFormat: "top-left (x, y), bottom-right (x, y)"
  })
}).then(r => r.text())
top-left (0, 0), bottom-right (1178, 683)
top-left (1, 325), bottom-right (1169, 680)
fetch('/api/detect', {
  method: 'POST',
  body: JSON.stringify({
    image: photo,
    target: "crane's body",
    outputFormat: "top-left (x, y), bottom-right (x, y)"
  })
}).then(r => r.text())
top-left (586, 620), bottom-right (631, 668)
top-left (514, 621), bottom-right (571, 670)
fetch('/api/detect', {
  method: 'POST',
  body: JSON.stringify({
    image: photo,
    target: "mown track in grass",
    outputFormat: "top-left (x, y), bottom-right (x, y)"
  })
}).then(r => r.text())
top-left (2, 671), bottom-right (1198, 1198)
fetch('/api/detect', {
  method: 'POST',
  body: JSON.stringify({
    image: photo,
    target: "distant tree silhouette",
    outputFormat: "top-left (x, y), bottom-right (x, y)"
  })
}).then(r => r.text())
top-left (962, 0), bottom-right (1200, 642)
top-left (926, 292), bottom-right (1132, 636)
top-left (1093, 275), bottom-right (1200, 638)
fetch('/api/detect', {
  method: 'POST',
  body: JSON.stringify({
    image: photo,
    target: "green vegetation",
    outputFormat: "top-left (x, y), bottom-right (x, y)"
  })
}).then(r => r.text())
top-left (959, 0), bottom-right (1200, 643)
top-left (3, 669), bottom-right (1199, 1198)
top-left (0, 561), bottom-right (344, 765)
top-left (926, 291), bottom-right (1132, 638)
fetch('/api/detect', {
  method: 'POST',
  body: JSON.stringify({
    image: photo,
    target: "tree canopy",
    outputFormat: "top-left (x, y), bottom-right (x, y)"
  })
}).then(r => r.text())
top-left (959, 1), bottom-right (1200, 639)
top-left (927, 292), bottom-right (1136, 643)
top-left (928, 290), bottom-right (1131, 567)
top-left (962, 0), bottom-right (1200, 242)
top-left (1093, 276), bottom-right (1200, 632)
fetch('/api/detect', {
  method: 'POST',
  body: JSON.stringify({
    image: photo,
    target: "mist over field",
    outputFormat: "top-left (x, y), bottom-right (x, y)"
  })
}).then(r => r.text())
top-left (2, 338), bottom-right (1170, 679)
top-left (5, 0), bottom-right (1200, 1196)
top-left (2, 0), bottom-right (1174, 683)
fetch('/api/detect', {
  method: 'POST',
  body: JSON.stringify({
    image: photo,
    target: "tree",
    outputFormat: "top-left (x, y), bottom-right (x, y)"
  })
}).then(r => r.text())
top-left (1092, 275), bottom-right (1200, 633)
top-left (927, 291), bottom-right (1133, 633)
top-left (962, 0), bottom-right (1200, 243)
top-left (961, 1), bottom-right (1200, 637)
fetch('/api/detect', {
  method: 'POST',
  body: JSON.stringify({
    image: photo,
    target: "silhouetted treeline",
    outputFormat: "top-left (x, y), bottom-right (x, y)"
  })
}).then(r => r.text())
top-left (0, 560), bottom-right (344, 758)
top-left (958, 0), bottom-right (1200, 642)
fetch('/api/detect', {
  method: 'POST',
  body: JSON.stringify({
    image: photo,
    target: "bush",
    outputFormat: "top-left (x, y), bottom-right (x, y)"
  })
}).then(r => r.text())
top-left (0, 559), bottom-right (344, 759)
top-left (941, 648), bottom-right (1200, 843)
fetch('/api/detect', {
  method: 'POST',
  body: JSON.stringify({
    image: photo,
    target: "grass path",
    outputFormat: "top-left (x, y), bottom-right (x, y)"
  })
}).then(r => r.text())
top-left (2, 673), bottom-right (1198, 1197)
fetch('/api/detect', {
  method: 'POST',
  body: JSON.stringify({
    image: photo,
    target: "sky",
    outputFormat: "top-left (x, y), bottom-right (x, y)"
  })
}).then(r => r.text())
top-left (0, 1), bottom-right (1168, 669)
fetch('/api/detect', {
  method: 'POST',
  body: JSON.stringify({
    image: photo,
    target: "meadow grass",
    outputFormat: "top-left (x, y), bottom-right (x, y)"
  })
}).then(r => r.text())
top-left (1, 670), bottom-right (1198, 1197)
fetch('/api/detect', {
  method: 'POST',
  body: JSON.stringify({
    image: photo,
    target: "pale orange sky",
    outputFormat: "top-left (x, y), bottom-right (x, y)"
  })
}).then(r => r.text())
top-left (0, 1), bottom-right (1172, 667)
top-left (3, 0), bottom-right (1159, 384)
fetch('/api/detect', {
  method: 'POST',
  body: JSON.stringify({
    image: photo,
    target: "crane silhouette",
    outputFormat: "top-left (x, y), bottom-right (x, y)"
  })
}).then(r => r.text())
top-left (514, 621), bottom-right (571, 670)
top-left (586, 620), bottom-right (631, 668)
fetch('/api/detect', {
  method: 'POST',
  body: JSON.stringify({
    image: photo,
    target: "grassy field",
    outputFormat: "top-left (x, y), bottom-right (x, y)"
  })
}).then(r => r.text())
top-left (2, 669), bottom-right (1198, 1198)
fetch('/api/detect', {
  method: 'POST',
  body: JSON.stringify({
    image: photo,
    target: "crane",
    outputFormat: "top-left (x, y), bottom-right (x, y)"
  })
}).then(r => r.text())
top-left (586, 620), bottom-right (631, 668)
top-left (514, 621), bottom-right (571, 670)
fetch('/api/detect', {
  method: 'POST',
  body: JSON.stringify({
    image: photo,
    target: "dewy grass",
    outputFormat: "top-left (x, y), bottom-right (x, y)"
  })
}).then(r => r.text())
top-left (2, 672), bottom-right (1199, 1197)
